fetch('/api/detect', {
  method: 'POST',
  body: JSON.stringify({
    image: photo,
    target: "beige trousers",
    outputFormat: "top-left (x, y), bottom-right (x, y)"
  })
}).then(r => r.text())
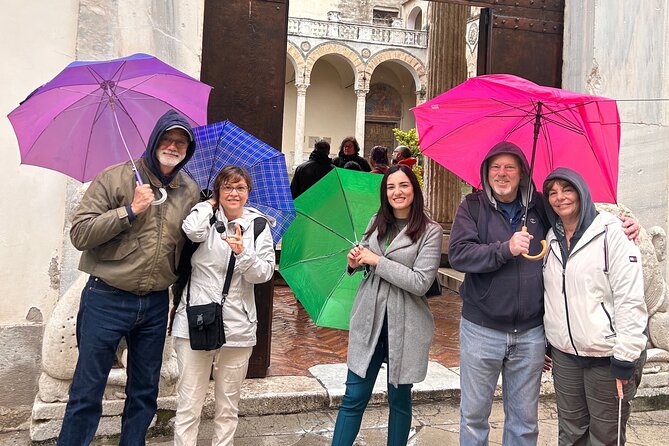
top-left (174, 337), bottom-right (253, 446)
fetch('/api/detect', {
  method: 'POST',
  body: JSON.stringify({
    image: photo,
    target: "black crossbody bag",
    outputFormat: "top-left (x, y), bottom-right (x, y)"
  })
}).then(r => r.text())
top-left (186, 252), bottom-right (236, 351)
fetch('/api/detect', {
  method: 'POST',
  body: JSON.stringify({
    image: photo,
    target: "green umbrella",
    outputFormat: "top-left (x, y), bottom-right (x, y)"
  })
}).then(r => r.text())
top-left (279, 168), bottom-right (383, 330)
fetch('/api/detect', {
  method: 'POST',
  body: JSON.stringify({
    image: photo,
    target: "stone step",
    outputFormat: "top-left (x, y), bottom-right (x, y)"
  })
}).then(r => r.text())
top-left (438, 267), bottom-right (464, 293)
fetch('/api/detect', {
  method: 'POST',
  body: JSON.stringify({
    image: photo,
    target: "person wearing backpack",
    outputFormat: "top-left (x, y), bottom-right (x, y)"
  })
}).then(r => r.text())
top-left (170, 166), bottom-right (275, 446)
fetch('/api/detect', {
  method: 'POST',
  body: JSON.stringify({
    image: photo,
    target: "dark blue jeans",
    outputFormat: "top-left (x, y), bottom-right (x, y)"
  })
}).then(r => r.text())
top-left (57, 277), bottom-right (169, 446)
top-left (332, 336), bottom-right (413, 446)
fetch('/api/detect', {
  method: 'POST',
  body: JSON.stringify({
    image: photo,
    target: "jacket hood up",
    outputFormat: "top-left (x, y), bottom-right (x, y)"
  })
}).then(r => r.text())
top-left (480, 141), bottom-right (534, 208)
top-left (542, 167), bottom-right (598, 245)
top-left (142, 109), bottom-right (196, 185)
top-left (309, 149), bottom-right (332, 165)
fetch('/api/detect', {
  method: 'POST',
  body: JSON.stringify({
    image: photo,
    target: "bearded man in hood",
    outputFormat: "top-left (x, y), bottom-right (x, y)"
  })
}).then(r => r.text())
top-left (58, 110), bottom-right (200, 446)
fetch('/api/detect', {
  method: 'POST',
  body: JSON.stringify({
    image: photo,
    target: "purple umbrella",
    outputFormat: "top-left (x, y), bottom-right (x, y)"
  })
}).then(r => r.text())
top-left (8, 53), bottom-right (212, 188)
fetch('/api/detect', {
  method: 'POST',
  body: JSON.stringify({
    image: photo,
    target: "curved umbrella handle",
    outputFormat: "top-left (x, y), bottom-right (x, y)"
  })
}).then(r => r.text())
top-left (151, 187), bottom-right (168, 206)
top-left (521, 226), bottom-right (548, 261)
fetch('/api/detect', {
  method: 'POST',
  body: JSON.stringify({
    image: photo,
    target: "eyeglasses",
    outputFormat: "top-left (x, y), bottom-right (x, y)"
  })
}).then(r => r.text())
top-left (220, 185), bottom-right (249, 194)
top-left (159, 136), bottom-right (188, 150)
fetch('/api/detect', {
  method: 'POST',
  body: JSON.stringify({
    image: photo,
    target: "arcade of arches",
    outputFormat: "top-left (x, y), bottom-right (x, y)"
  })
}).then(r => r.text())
top-left (282, 46), bottom-right (427, 169)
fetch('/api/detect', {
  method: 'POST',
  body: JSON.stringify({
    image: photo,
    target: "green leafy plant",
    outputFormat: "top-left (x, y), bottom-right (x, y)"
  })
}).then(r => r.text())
top-left (392, 127), bottom-right (424, 188)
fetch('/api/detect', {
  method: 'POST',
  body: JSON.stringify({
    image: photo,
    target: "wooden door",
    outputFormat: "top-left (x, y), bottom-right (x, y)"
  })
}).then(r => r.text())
top-left (364, 122), bottom-right (398, 158)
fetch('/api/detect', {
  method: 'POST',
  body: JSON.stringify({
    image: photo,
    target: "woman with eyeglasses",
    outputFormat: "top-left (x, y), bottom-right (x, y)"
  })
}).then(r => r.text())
top-left (332, 164), bottom-right (442, 446)
top-left (171, 165), bottom-right (275, 446)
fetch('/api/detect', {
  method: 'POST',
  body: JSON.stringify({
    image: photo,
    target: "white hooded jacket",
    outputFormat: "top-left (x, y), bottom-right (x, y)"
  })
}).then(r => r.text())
top-left (171, 201), bottom-right (275, 347)
top-left (542, 167), bottom-right (647, 370)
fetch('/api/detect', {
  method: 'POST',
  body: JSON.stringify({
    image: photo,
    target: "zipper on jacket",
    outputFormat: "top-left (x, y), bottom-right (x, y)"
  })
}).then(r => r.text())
top-left (554, 241), bottom-right (579, 356)
top-left (600, 302), bottom-right (615, 334)
top-left (562, 269), bottom-right (579, 355)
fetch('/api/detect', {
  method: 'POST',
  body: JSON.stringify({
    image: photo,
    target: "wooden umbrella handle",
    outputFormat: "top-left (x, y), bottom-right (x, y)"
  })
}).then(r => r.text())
top-left (521, 225), bottom-right (548, 261)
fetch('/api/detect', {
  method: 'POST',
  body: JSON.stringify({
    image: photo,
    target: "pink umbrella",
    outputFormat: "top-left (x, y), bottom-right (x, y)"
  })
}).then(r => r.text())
top-left (412, 74), bottom-right (621, 204)
top-left (8, 53), bottom-right (212, 187)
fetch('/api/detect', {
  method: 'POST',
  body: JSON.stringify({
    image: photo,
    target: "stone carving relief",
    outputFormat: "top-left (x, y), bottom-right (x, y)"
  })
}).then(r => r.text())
top-left (597, 203), bottom-right (669, 390)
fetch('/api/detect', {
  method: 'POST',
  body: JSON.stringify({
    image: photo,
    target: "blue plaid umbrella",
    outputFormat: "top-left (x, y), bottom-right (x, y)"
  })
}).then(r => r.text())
top-left (184, 120), bottom-right (295, 245)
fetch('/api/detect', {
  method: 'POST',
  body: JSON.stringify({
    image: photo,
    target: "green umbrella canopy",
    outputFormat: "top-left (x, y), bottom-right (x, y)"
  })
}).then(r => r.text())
top-left (279, 168), bottom-right (383, 330)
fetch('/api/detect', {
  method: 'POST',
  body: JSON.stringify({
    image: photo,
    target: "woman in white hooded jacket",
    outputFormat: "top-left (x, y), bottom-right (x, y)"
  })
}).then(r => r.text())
top-left (542, 167), bottom-right (647, 446)
top-left (171, 166), bottom-right (275, 446)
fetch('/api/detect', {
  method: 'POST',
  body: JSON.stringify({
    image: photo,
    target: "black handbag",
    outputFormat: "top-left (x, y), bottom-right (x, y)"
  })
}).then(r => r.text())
top-left (186, 252), bottom-right (236, 351)
top-left (425, 277), bottom-right (441, 298)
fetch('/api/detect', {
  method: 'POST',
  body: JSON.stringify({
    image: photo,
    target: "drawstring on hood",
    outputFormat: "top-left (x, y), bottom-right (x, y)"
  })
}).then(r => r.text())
top-left (142, 110), bottom-right (196, 186)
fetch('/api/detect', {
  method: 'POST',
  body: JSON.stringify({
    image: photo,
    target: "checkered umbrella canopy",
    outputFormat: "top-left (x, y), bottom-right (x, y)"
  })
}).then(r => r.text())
top-left (184, 120), bottom-right (295, 245)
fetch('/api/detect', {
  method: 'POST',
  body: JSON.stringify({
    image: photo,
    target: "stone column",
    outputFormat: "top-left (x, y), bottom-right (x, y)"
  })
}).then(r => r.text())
top-left (293, 82), bottom-right (309, 170)
top-left (354, 88), bottom-right (369, 147)
top-left (424, 2), bottom-right (469, 231)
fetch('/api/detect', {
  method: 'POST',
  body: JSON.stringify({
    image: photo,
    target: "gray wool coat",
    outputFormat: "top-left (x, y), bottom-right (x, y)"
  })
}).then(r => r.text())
top-left (347, 219), bottom-right (442, 385)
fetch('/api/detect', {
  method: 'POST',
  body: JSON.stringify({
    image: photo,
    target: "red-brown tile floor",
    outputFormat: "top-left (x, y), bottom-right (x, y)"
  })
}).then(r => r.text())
top-left (267, 285), bottom-right (462, 377)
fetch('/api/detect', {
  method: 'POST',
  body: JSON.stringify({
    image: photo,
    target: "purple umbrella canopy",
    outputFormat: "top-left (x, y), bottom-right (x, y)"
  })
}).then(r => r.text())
top-left (8, 53), bottom-right (212, 182)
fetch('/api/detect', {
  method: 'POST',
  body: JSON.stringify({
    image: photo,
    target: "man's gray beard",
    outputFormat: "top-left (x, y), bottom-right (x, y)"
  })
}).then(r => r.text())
top-left (157, 152), bottom-right (183, 167)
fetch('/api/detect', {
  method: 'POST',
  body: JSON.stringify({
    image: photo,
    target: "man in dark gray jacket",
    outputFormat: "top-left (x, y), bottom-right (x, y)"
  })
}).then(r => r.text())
top-left (449, 141), bottom-right (547, 445)
top-left (58, 110), bottom-right (200, 446)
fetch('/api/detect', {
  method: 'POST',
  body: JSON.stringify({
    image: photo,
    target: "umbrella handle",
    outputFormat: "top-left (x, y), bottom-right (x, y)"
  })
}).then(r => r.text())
top-left (521, 226), bottom-right (548, 261)
top-left (133, 167), bottom-right (167, 206)
top-left (152, 187), bottom-right (168, 206)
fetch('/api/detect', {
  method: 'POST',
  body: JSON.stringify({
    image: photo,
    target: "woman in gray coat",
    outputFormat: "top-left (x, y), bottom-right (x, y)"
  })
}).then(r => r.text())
top-left (332, 164), bottom-right (443, 446)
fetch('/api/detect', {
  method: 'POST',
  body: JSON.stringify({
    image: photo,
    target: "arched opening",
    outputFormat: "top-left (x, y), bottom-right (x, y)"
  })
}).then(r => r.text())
top-left (364, 60), bottom-right (418, 157)
top-left (407, 7), bottom-right (423, 30)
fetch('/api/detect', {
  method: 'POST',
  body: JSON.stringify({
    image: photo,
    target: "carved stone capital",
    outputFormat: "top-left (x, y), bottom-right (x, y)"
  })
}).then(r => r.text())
top-left (295, 83), bottom-right (310, 95)
top-left (355, 89), bottom-right (369, 99)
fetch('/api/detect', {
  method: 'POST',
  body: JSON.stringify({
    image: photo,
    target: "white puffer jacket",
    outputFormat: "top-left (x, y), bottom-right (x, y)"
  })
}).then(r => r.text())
top-left (543, 212), bottom-right (647, 363)
top-left (171, 201), bottom-right (275, 347)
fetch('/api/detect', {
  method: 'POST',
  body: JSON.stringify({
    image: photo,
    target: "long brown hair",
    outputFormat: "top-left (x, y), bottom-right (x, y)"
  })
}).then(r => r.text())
top-left (365, 164), bottom-right (430, 243)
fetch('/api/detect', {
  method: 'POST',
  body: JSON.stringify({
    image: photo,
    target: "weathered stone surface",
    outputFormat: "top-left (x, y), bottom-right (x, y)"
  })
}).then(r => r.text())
top-left (640, 371), bottom-right (669, 389)
top-left (0, 324), bottom-right (43, 430)
top-left (40, 274), bottom-right (85, 381)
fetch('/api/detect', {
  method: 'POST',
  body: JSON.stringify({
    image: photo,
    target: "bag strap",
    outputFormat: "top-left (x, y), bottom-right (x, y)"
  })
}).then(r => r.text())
top-left (186, 216), bottom-right (267, 308)
top-left (187, 251), bottom-right (236, 307)
top-left (253, 217), bottom-right (267, 244)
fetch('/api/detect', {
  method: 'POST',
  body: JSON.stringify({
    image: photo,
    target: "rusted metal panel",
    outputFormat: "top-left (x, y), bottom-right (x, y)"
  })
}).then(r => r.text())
top-left (477, 2), bottom-right (564, 87)
top-left (429, 0), bottom-right (563, 12)
top-left (200, 0), bottom-right (289, 378)
top-left (201, 0), bottom-right (288, 151)
top-left (492, 14), bottom-right (563, 34)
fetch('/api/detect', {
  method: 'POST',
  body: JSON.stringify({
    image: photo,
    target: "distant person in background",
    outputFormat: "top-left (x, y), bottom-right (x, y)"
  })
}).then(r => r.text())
top-left (369, 146), bottom-right (390, 174)
top-left (391, 145), bottom-right (417, 169)
top-left (290, 139), bottom-right (333, 199)
top-left (333, 136), bottom-right (371, 172)
top-left (343, 161), bottom-right (362, 171)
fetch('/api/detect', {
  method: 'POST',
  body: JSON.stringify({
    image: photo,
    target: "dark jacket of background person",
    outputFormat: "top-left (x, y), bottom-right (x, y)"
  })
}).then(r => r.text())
top-left (333, 137), bottom-right (371, 172)
top-left (290, 145), bottom-right (334, 199)
top-left (448, 142), bottom-right (548, 332)
top-left (71, 110), bottom-right (200, 294)
top-left (333, 152), bottom-right (371, 171)
top-left (542, 167), bottom-right (647, 378)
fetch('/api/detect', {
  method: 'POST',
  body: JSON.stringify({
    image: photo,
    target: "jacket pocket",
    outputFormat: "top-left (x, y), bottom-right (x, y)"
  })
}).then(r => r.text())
top-left (241, 293), bottom-right (257, 324)
top-left (94, 238), bottom-right (139, 261)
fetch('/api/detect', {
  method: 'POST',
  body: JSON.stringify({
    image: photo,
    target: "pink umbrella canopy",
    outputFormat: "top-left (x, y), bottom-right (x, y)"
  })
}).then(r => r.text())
top-left (413, 74), bottom-right (621, 203)
top-left (8, 53), bottom-right (212, 182)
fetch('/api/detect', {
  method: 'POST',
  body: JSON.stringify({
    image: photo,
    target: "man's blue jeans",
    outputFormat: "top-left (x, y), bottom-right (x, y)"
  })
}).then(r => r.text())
top-left (332, 336), bottom-right (413, 446)
top-left (57, 277), bottom-right (169, 446)
top-left (459, 317), bottom-right (545, 446)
